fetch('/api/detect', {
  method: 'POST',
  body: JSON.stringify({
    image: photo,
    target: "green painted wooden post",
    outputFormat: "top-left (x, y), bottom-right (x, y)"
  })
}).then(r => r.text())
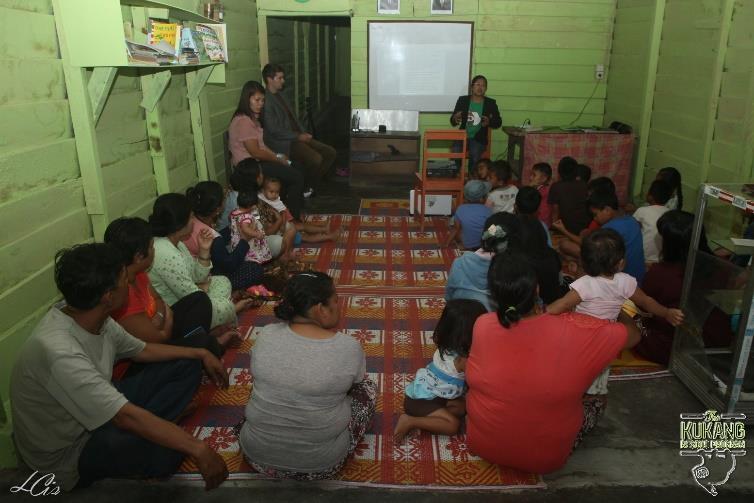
top-left (258, 14), bottom-right (269, 66)
top-left (142, 71), bottom-right (173, 194)
top-left (53, 0), bottom-right (110, 239)
top-left (88, 67), bottom-right (118, 126)
top-left (699, 0), bottom-right (735, 185)
top-left (632, 0), bottom-right (666, 200)
top-left (187, 66), bottom-right (215, 181)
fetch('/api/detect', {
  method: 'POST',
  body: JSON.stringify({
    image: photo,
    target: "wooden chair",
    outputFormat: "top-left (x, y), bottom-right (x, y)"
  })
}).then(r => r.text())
top-left (414, 129), bottom-right (468, 229)
top-left (481, 129), bottom-right (492, 161)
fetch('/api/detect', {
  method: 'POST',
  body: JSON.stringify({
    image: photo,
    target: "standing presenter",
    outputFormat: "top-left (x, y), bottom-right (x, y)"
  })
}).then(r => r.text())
top-left (450, 75), bottom-right (502, 167)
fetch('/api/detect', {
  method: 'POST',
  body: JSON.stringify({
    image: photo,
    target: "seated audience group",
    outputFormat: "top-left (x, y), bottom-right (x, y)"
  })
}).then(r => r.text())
top-left (11, 66), bottom-right (737, 491)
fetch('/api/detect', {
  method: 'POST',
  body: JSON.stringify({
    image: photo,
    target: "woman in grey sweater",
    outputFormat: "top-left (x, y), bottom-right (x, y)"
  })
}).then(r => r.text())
top-left (240, 272), bottom-right (376, 479)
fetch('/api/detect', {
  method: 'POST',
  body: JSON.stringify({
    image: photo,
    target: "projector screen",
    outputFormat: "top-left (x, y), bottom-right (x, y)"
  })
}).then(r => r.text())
top-left (368, 22), bottom-right (473, 112)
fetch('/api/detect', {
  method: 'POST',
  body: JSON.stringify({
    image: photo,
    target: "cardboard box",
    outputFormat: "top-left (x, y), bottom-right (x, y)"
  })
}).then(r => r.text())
top-left (409, 190), bottom-right (452, 215)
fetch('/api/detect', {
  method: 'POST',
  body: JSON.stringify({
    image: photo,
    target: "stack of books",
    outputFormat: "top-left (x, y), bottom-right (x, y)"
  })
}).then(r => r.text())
top-left (124, 19), bottom-right (226, 66)
top-left (125, 39), bottom-right (176, 65)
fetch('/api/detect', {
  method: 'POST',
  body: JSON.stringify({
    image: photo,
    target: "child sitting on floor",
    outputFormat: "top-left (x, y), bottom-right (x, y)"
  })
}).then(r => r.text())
top-left (553, 176), bottom-right (616, 261)
top-left (588, 190), bottom-right (646, 283)
top-left (657, 166), bottom-right (683, 210)
top-left (546, 229), bottom-right (684, 394)
top-left (576, 164), bottom-right (592, 184)
top-left (394, 299), bottom-right (488, 441)
top-left (445, 180), bottom-right (492, 249)
top-left (548, 156), bottom-right (590, 234)
top-left (485, 160), bottom-right (518, 214)
top-left (229, 191), bottom-right (273, 264)
top-left (258, 177), bottom-right (339, 243)
top-left (515, 186), bottom-right (552, 248)
top-left (529, 162), bottom-right (552, 226)
top-left (633, 179), bottom-right (672, 264)
top-left (471, 158), bottom-right (493, 192)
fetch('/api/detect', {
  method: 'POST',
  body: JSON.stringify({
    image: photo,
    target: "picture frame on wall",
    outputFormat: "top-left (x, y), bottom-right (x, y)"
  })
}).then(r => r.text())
top-left (430, 0), bottom-right (453, 15)
top-left (378, 0), bottom-right (400, 15)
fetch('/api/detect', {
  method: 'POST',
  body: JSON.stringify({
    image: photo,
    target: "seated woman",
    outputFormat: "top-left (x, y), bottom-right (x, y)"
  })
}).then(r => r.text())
top-left (239, 272), bottom-right (376, 479)
top-left (445, 212), bottom-right (521, 311)
top-left (184, 180), bottom-right (264, 292)
top-left (148, 193), bottom-right (252, 334)
top-left (104, 217), bottom-right (222, 358)
top-left (465, 250), bottom-right (640, 474)
top-left (634, 210), bottom-right (733, 364)
top-left (228, 80), bottom-right (305, 221)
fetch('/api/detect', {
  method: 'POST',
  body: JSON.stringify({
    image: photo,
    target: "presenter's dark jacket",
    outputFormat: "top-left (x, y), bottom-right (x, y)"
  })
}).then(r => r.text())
top-left (262, 90), bottom-right (303, 156)
top-left (450, 96), bottom-right (502, 145)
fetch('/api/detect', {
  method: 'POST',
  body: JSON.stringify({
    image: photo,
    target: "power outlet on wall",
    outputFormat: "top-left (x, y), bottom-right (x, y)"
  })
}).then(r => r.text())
top-left (595, 64), bottom-right (605, 80)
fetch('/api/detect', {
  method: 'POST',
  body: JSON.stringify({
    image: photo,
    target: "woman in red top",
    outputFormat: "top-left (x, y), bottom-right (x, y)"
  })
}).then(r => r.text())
top-left (105, 217), bottom-right (223, 362)
top-left (465, 250), bottom-right (640, 474)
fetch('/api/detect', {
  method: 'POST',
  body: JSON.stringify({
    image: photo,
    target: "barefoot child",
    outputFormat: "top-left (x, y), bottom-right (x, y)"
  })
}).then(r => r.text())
top-left (394, 299), bottom-right (487, 441)
top-left (229, 191), bottom-right (273, 265)
top-left (258, 177), bottom-right (339, 243)
top-left (546, 229), bottom-right (684, 393)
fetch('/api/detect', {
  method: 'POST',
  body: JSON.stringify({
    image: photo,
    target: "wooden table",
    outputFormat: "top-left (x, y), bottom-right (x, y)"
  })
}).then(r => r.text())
top-left (350, 130), bottom-right (420, 187)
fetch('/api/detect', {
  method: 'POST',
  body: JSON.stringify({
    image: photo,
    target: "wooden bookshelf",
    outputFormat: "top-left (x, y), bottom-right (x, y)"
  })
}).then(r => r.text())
top-left (52, 0), bottom-right (226, 84)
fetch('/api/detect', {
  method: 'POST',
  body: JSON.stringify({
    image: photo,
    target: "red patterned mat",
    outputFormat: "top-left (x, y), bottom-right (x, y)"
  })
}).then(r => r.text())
top-left (174, 295), bottom-right (543, 490)
top-left (359, 198), bottom-right (410, 216)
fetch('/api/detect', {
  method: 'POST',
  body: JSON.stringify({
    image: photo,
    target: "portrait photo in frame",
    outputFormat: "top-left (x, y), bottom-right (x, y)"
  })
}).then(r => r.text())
top-left (430, 0), bottom-right (453, 15)
top-left (378, 0), bottom-right (400, 15)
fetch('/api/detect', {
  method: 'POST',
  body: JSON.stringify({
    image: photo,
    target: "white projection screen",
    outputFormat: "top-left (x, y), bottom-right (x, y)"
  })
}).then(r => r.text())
top-left (368, 21), bottom-right (473, 112)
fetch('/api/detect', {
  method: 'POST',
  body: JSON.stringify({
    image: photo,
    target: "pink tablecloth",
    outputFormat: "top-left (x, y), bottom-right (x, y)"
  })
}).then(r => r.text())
top-left (521, 132), bottom-right (634, 204)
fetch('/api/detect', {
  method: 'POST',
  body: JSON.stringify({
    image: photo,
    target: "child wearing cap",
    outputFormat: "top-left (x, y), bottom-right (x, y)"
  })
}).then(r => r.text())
top-left (444, 180), bottom-right (492, 250)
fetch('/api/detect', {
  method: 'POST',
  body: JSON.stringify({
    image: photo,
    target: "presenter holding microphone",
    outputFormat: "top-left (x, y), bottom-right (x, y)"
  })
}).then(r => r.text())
top-left (450, 75), bottom-right (502, 167)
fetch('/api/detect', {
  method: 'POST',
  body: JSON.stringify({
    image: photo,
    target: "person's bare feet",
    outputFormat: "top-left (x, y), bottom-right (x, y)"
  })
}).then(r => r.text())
top-left (393, 413), bottom-right (414, 442)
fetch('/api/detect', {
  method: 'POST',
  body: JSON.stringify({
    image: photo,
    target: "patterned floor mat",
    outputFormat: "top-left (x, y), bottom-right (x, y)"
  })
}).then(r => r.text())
top-left (359, 198), bottom-right (411, 217)
top-left (175, 295), bottom-right (543, 490)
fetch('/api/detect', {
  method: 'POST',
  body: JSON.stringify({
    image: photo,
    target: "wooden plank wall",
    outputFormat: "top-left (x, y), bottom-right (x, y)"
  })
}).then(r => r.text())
top-left (351, 0), bottom-right (617, 160)
top-left (0, 0), bottom-right (260, 466)
top-left (0, 1), bottom-right (90, 449)
top-left (710, 1), bottom-right (753, 186)
top-left (606, 0), bottom-right (753, 212)
top-left (202, 0), bottom-right (262, 184)
top-left (644, 0), bottom-right (723, 206)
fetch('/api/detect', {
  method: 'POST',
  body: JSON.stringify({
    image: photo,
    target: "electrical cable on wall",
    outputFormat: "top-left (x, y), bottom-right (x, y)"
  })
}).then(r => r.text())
top-left (567, 80), bottom-right (601, 126)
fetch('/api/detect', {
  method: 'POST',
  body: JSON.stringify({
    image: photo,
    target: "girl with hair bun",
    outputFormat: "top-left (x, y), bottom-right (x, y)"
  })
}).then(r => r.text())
top-left (240, 272), bottom-right (376, 480)
top-left (464, 249), bottom-right (641, 475)
top-left (445, 212), bottom-right (522, 311)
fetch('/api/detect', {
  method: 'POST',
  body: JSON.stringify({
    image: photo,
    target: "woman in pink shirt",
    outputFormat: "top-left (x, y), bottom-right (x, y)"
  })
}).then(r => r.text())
top-left (228, 81), bottom-right (305, 220)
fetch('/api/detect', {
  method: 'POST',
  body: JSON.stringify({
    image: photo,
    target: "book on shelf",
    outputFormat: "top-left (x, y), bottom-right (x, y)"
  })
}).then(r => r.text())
top-left (125, 39), bottom-right (176, 65)
top-left (196, 24), bottom-right (225, 62)
top-left (148, 19), bottom-right (181, 54)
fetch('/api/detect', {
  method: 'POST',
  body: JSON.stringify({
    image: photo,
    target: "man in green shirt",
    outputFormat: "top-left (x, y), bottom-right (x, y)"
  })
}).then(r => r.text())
top-left (450, 74), bottom-right (503, 168)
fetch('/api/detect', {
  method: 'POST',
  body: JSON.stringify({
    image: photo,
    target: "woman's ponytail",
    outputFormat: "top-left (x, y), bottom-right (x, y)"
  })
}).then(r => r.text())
top-left (488, 251), bottom-right (538, 329)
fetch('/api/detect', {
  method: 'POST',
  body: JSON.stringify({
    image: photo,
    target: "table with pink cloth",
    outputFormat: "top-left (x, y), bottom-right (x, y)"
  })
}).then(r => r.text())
top-left (504, 127), bottom-right (635, 205)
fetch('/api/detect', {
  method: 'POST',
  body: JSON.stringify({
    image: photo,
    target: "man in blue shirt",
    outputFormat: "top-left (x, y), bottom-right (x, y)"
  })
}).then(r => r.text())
top-left (588, 190), bottom-right (646, 284)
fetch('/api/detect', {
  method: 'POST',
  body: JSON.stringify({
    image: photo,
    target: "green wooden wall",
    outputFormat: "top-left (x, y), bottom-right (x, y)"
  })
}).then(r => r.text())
top-left (0, 0), bottom-right (260, 467)
top-left (352, 0), bottom-right (617, 159)
top-left (259, 0), bottom-right (616, 160)
top-left (605, 0), bottom-right (754, 206)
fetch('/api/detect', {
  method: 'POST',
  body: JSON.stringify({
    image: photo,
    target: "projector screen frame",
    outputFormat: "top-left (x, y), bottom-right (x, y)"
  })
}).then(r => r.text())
top-left (367, 20), bottom-right (474, 113)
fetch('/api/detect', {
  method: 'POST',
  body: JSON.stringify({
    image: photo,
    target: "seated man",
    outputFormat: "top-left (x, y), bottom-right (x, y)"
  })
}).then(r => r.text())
top-left (10, 243), bottom-right (229, 491)
top-left (262, 63), bottom-right (337, 193)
